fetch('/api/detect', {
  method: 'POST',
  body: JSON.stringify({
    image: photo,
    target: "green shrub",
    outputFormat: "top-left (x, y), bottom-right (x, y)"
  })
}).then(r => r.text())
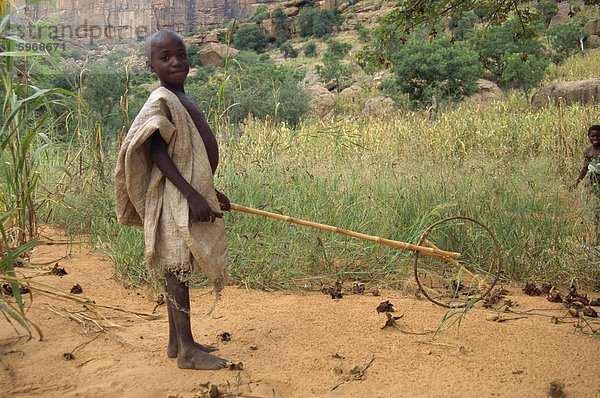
top-left (273, 7), bottom-right (289, 34)
top-left (303, 40), bottom-right (317, 57)
top-left (297, 7), bottom-right (339, 37)
top-left (473, 17), bottom-right (545, 78)
top-left (233, 24), bottom-right (269, 53)
top-left (250, 5), bottom-right (270, 23)
top-left (501, 52), bottom-right (548, 98)
top-left (448, 11), bottom-right (477, 41)
top-left (535, 1), bottom-right (559, 27)
top-left (274, 35), bottom-right (287, 48)
top-left (387, 35), bottom-right (482, 108)
top-left (186, 43), bottom-right (202, 67)
top-left (280, 42), bottom-right (299, 58)
top-left (190, 57), bottom-right (309, 126)
top-left (547, 22), bottom-right (584, 63)
top-left (316, 39), bottom-right (354, 90)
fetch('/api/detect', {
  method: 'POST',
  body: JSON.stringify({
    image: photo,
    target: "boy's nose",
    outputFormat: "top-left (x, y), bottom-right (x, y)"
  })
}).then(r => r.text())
top-left (170, 57), bottom-right (183, 67)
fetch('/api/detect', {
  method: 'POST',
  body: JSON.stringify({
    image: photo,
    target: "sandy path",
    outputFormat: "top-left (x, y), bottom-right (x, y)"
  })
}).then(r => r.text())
top-left (1, 229), bottom-right (600, 397)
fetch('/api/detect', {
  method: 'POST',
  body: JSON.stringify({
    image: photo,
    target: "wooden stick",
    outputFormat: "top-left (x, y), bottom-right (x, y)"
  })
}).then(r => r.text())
top-left (228, 203), bottom-right (461, 260)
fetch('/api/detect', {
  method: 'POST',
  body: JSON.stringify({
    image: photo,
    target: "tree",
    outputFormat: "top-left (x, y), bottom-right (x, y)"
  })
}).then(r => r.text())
top-left (534, 1), bottom-right (559, 27)
top-left (303, 40), bottom-right (317, 57)
top-left (316, 39), bottom-right (354, 91)
top-left (360, 0), bottom-right (600, 67)
top-left (501, 52), bottom-right (548, 98)
top-left (232, 24), bottom-right (269, 53)
top-left (387, 35), bottom-right (482, 108)
top-left (473, 17), bottom-right (544, 78)
top-left (297, 7), bottom-right (338, 37)
top-left (448, 11), bottom-right (478, 41)
top-left (280, 42), bottom-right (298, 58)
top-left (273, 7), bottom-right (289, 34)
top-left (250, 5), bottom-right (270, 23)
top-left (547, 22), bottom-right (584, 63)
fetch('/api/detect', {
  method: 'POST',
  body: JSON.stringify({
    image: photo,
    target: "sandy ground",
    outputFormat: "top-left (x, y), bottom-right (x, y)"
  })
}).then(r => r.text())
top-left (1, 229), bottom-right (600, 398)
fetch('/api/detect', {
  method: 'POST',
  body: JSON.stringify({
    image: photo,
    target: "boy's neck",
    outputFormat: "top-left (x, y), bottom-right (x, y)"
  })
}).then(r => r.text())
top-left (161, 81), bottom-right (185, 94)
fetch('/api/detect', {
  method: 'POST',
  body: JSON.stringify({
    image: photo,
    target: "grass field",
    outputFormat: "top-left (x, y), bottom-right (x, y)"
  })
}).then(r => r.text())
top-left (40, 77), bottom-right (600, 291)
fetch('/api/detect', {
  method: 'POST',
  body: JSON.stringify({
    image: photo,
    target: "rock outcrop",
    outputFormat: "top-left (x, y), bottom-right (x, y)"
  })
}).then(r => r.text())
top-left (307, 85), bottom-right (336, 119)
top-left (531, 79), bottom-right (600, 108)
top-left (17, 0), bottom-right (276, 39)
top-left (465, 79), bottom-right (506, 106)
top-left (197, 43), bottom-right (238, 67)
top-left (362, 96), bottom-right (394, 117)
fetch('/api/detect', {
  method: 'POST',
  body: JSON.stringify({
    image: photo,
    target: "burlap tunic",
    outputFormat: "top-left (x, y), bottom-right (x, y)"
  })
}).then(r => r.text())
top-left (114, 87), bottom-right (228, 293)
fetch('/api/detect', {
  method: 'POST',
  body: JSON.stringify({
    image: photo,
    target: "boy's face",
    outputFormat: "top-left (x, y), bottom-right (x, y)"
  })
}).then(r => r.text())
top-left (147, 35), bottom-right (189, 86)
top-left (590, 130), bottom-right (600, 147)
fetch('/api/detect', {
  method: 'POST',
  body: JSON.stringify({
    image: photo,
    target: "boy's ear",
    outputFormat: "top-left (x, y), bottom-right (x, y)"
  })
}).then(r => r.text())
top-left (146, 60), bottom-right (154, 72)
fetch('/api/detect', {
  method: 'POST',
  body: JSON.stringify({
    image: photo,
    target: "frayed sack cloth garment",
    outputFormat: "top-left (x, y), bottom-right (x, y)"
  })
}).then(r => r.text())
top-left (114, 87), bottom-right (228, 295)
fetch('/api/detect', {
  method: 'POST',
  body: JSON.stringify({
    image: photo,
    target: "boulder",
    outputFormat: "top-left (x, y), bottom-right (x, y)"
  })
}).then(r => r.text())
top-left (465, 79), bottom-right (506, 105)
top-left (204, 32), bottom-right (219, 43)
top-left (531, 79), bottom-right (600, 108)
top-left (282, 0), bottom-right (307, 7)
top-left (284, 6), bottom-right (299, 17)
top-left (337, 2), bottom-right (350, 13)
top-left (584, 18), bottom-right (600, 37)
top-left (261, 19), bottom-right (285, 40)
top-left (586, 35), bottom-right (600, 49)
top-left (339, 84), bottom-right (363, 101)
top-left (362, 96), bottom-right (394, 117)
top-left (307, 85), bottom-right (336, 119)
top-left (548, 2), bottom-right (572, 29)
top-left (197, 43), bottom-right (238, 67)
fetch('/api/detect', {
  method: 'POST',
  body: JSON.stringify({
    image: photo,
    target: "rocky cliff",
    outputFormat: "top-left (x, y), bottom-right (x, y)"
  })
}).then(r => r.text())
top-left (17, 0), bottom-right (280, 39)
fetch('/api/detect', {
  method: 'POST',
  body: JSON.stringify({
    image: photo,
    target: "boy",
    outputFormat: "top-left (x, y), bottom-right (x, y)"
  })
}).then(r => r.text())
top-left (572, 125), bottom-right (600, 245)
top-left (114, 30), bottom-right (231, 370)
top-left (573, 125), bottom-right (600, 192)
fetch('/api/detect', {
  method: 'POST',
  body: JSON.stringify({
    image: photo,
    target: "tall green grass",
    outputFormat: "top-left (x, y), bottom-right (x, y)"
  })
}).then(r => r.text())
top-left (36, 50), bottom-right (600, 292)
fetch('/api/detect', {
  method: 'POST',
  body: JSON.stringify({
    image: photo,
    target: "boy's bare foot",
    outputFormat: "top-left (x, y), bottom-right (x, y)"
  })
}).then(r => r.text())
top-left (177, 346), bottom-right (229, 370)
top-left (167, 341), bottom-right (218, 358)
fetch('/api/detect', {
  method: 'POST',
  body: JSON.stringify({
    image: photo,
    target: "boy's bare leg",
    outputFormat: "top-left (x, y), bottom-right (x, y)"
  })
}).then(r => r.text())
top-left (164, 272), bottom-right (229, 369)
top-left (165, 300), bottom-right (219, 358)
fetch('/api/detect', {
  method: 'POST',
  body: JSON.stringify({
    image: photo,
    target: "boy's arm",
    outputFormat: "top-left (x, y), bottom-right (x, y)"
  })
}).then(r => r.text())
top-left (150, 130), bottom-right (222, 222)
top-left (572, 157), bottom-right (590, 190)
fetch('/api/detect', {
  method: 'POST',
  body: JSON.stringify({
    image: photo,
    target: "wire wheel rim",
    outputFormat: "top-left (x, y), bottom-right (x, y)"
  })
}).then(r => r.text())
top-left (413, 216), bottom-right (502, 308)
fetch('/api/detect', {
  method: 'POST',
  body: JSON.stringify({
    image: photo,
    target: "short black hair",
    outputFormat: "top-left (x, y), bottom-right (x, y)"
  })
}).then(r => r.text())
top-left (589, 125), bottom-right (600, 135)
top-left (145, 30), bottom-right (185, 59)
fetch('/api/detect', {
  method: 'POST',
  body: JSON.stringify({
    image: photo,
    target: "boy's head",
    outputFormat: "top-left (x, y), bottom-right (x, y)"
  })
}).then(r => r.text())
top-left (588, 125), bottom-right (600, 147)
top-left (145, 30), bottom-right (189, 86)
top-left (588, 125), bottom-right (600, 136)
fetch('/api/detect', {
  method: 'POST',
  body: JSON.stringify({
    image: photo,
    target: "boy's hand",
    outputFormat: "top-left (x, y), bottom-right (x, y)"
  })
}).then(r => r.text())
top-left (215, 189), bottom-right (231, 211)
top-left (186, 190), bottom-right (222, 222)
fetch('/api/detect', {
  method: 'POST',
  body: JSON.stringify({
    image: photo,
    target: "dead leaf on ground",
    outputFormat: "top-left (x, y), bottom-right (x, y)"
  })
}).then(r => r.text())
top-left (70, 284), bottom-right (83, 294)
top-left (376, 300), bottom-right (395, 313)
top-left (326, 280), bottom-right (343, 299)
top-left (50, 263), bottom-right (67, 276)
top-left (228, 361), bottom-right (243, 370)
top-left (548, 380), bottom-right (565, 398)
top-left (548, 292), bottom-right (563, 303)
top-left (482, 288), bottom-right (508, 308)
top-left (583, 307), bottom-right (598, 318)
top-left (523, 282), bottom-right (542, 296)
top-left (351, 282), bottom-right (365, 294)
